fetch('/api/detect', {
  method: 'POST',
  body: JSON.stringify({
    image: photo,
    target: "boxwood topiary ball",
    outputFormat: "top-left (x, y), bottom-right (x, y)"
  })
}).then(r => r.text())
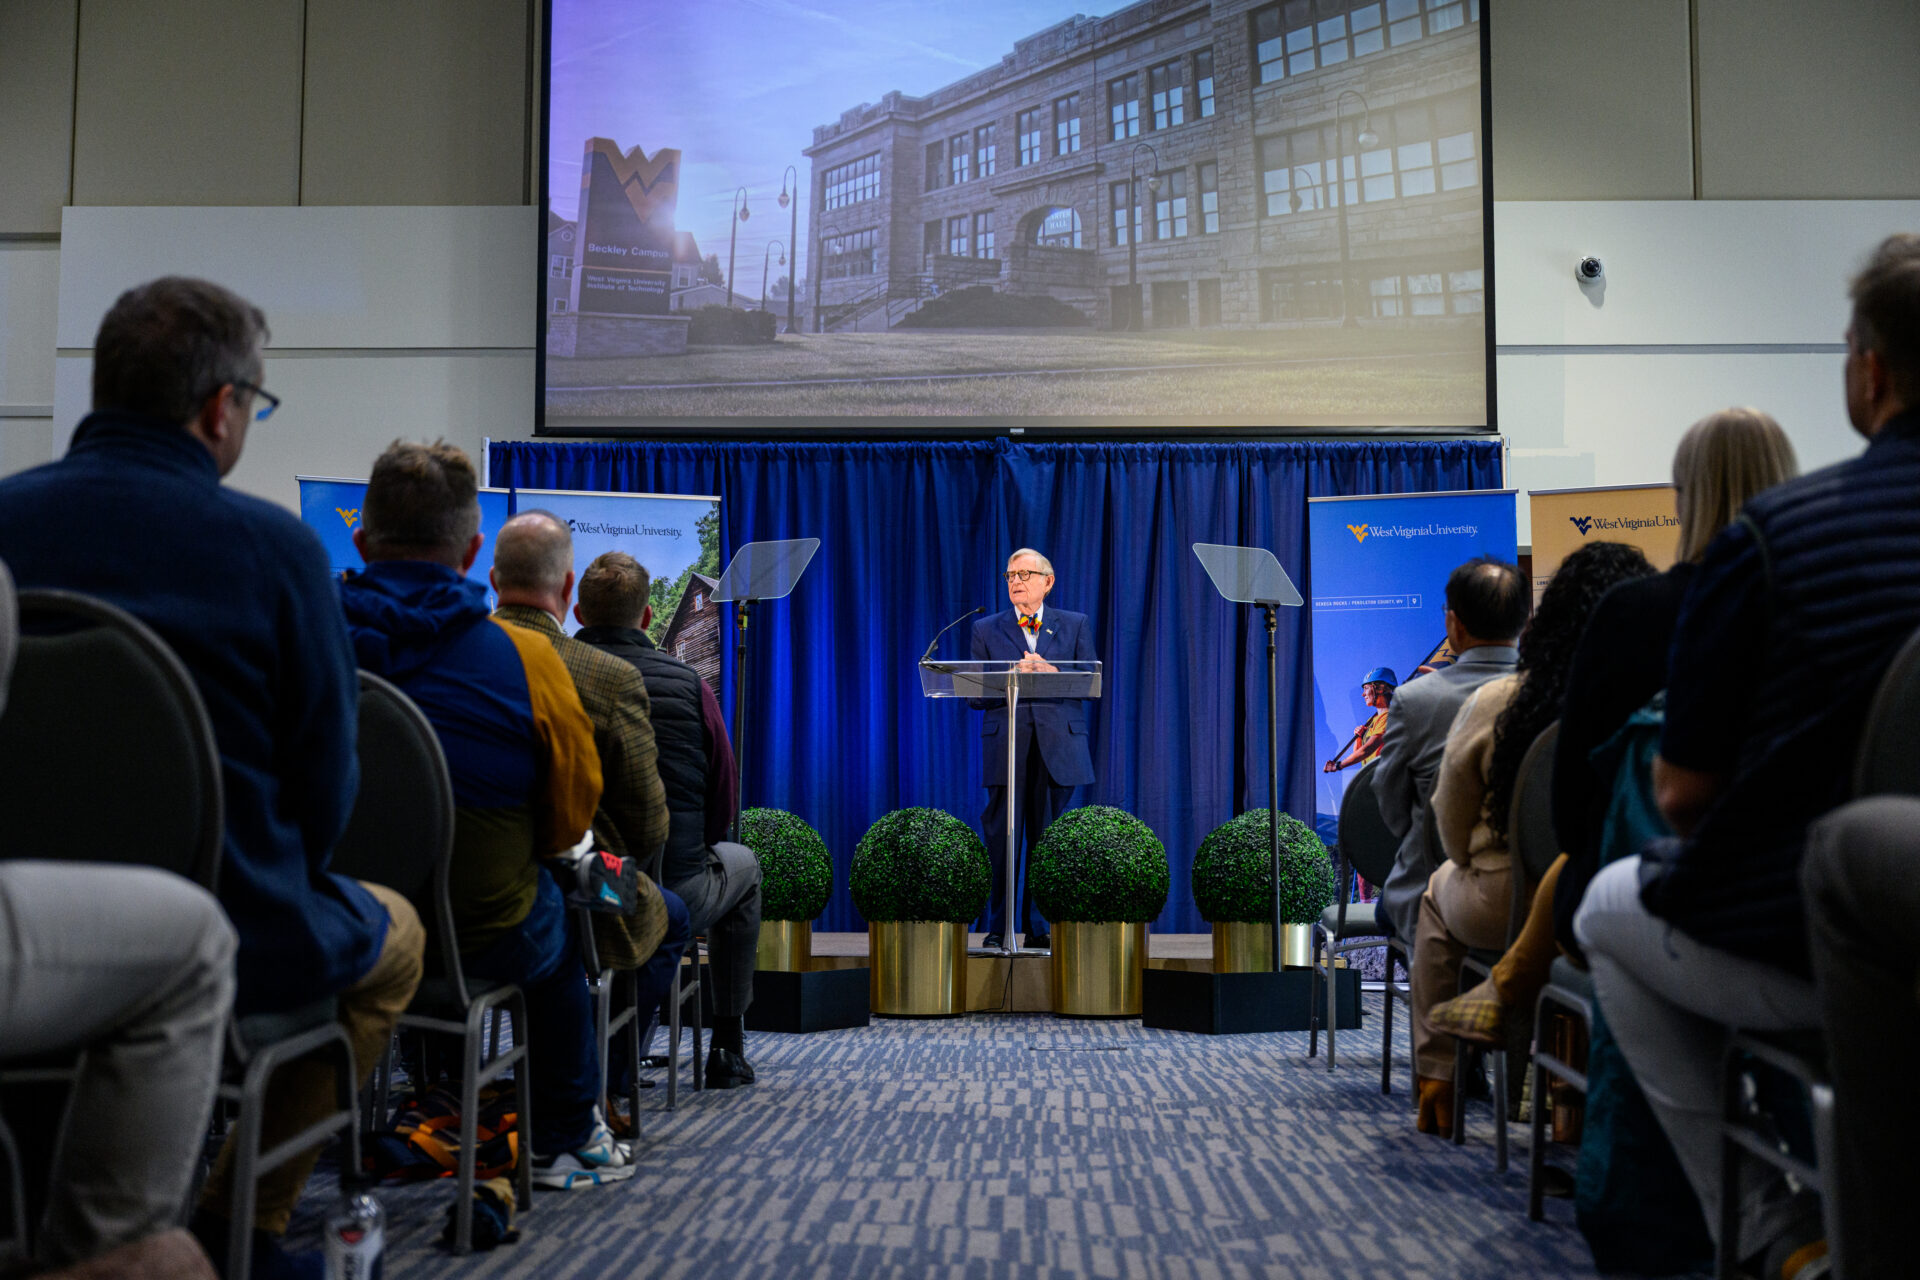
top-left (1191, 809), bottom-right (1337, 924)
top-left (739, 807), bottom-right (834, 923)
top-left (1030, 805), bottom-right (1170, 924)
top-left (850, 807), bottom-right (992, 924)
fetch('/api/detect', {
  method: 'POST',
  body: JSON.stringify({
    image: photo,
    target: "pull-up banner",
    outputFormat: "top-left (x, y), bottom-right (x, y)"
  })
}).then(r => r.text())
top-left (1308, 489), bottom-right (1518, 832)
top-left (296, 476), bottom-right (512, 601)
top-left (1528, 484), bottom-right (1680, 603)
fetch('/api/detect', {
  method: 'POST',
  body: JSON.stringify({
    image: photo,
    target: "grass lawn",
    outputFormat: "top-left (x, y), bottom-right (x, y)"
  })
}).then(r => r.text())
top-left (546, 326), bottom-right (1485, 423)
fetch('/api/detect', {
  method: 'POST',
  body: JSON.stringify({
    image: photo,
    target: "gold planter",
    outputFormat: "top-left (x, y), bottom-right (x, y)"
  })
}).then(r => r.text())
top-left (756, 919), bottom-right (812, 972)
top-left (1050, 921), bottom-right (1147, 1017)
top-left (1211, 921), bottom-right (1316, 971)
top-left (869, 921), bottom-right (968, 1017)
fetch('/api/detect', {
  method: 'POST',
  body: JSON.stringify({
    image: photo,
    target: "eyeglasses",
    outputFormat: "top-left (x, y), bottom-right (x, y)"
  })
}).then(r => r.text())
top-left (231, 380), bottom-right (282, 421)
top-left (1003, 570), bottom-right (1049, 583)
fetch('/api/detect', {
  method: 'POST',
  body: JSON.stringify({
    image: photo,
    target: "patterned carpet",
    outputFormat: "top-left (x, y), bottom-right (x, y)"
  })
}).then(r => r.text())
top-left (296, 1014), bottom-right (1605, 1279)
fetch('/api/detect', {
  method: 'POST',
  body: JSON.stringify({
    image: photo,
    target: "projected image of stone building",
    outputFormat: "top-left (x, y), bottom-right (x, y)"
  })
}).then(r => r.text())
top-left (803, 0), bottom-right (1482, 333)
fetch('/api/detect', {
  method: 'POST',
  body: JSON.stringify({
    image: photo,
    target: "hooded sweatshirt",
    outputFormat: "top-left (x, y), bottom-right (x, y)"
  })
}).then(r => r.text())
top-left (339, 560), bottom-right (601, 955)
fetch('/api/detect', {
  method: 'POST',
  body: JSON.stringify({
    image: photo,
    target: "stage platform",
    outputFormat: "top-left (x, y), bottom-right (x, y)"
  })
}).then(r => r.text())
top-left (806, 931), bottom-right (1215, 1014)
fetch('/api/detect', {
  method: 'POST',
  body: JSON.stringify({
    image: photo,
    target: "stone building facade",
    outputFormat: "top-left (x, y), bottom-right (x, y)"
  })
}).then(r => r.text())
top-left (802, 0), bottom-right (1484, 332)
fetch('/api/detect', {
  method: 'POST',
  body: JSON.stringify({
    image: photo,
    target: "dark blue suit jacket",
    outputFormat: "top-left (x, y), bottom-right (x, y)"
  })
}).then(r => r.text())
top-left (970, 606), bottom-right (1097, 787)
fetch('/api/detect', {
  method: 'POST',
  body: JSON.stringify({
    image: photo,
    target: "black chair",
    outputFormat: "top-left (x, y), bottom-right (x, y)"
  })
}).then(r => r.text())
top-left (328, 671), bottom-right (533, 1253)
top-left (1310, 759), bottom-right (1412, 1091)
top-left (1527, 955), bottom-right (1593, 1219)
top-left (1452, 719), bottom-right (1561, 1173)
top-left (578, 905), bottom-right (645, 1136)
top-left (644, 941), bottom-right (705, 1110)
top-left (0, 589), bottom-right (263, 1267)
top-left (1714, 623), bottom-right (1920, 1277)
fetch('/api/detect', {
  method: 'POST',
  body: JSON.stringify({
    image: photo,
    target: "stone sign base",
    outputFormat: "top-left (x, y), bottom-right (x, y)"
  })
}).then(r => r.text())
top-left (546, 312), bottom-right (689, 359)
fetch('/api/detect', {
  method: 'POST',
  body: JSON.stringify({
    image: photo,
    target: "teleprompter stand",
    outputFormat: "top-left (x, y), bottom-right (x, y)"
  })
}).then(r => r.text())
top-left (919, 660), bottom-right (1102, 958)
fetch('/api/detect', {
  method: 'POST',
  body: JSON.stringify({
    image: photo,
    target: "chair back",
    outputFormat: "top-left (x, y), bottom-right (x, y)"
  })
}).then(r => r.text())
top-left (1504, 719), bottom-right (1561, 943)
top-left (1854, 623), bottom-right (1920, 798)
top-left (0, 560), bottom-right (16, 716)
top-left (328, 671), bottom-right (470, 1003)
top-left (0, 590), bottom-right (222, 890)
top-left (1336, 759), bottom-right (1400, 889)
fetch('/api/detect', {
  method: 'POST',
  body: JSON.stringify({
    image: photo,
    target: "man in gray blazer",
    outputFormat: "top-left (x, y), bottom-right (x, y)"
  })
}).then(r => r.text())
top-left (1373, 558), bottom-right (1528, 944)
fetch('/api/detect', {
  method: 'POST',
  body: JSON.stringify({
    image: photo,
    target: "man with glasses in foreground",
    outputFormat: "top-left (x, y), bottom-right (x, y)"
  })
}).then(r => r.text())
top-left (970, 549), bottom-right (1098, 951)
top-left (0, 276), bottom-right (425, 1280)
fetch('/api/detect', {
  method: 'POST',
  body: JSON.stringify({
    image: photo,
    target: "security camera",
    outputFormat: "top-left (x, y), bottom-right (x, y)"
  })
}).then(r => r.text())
top-left (1575, 256), bottom-right (1605, 284)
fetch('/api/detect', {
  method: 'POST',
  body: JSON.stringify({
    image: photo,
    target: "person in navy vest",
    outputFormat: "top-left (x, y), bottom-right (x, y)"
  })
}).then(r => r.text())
top-left (971, 548), bottom-right (1097, 951)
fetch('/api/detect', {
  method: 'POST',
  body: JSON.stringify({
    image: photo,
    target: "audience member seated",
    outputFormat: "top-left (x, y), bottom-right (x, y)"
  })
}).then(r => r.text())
top-left (1411, 542), bottom-right (1655, 1133)
top-left (1373, 558), bottom-right (1527, 946)
top-left (488, 514), bottom-right (693, 1088)
top-left (572, 551), bottom-right (762, 1089)
top-left (337, 441), bottom-right (628, 1191)
top-left (0, 277), bottom-right (424, 1279)
top-left (1576, 233), bottom-right (1920, 1280)
top-left (1802, 796), bottom-right (1920, 1280)
top-left (1431, 408), bottom-right (1799, 1043)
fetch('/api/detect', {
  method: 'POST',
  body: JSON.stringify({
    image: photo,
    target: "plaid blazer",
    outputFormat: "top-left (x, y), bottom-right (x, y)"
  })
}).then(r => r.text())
top-left (495, 605), bottom-right (670, 967)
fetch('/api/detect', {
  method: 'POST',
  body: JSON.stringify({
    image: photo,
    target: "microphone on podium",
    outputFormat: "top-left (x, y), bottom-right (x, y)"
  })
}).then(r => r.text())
top-left (922, 605), bottom-right (985, 663)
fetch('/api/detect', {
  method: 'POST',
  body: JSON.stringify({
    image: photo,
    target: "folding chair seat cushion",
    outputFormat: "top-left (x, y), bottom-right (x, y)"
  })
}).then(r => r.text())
top-left (405, 975), bottom-right (515, 1023)
top-left (232, 998), bottom-right (340, 1060)
top-left (1318, 903), bottom-right (1389, 939)
top-left (1549, 955), bottom-right (1592, 1000)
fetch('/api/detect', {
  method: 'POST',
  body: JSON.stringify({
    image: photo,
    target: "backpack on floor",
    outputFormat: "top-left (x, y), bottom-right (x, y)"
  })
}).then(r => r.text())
top-left (362, 1085), bottom-right (520, 1183)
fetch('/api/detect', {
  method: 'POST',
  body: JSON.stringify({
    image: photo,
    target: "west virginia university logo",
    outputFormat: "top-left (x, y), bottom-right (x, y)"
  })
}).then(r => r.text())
top-left (1347, 523), bottom-right (1370, 543)
top-left (336, 507), bottom-right (359, 530)
top-left (1568, 515), bottom-right (1595, 534)
top-left (584, 138), bottom-right (680, 226)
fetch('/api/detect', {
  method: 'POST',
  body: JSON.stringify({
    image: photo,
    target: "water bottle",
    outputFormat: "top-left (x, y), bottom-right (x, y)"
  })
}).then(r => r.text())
top-left (323, 1191), bottom-right (385, 1280)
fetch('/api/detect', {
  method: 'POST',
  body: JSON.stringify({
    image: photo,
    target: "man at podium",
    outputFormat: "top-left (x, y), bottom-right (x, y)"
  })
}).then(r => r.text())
top-left (971, 548), bottom-right (1097, 951)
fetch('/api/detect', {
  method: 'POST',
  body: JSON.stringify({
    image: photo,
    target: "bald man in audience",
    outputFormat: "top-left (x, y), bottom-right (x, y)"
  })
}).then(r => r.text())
top-left (489, 511), bottom-right (692, 1085)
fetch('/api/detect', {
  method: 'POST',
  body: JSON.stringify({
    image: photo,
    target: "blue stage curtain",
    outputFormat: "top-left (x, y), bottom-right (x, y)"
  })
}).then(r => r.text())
top-left (492, 438), bottom-right (1501, 932)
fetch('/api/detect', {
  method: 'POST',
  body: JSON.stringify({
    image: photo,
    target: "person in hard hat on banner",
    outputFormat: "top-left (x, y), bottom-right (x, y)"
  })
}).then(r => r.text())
top-left (1324, 667), bottom-right (1399, 773)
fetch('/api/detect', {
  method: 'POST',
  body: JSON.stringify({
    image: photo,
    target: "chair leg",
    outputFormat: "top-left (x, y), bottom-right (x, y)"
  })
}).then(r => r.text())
top-left (1810, 1081), bottom-right (1841, 1277)
top-left (1452, 1035), bottom-right (1469, 1146)
top-left (1380, 961), bottom-right (1396, 1096)
top-left (622, 972), bottom-right (644, 1143)
top-left (1716, 1053), bottom-right (1743, 1280)
top-left (1492, 1047), bottom-right (1509, 1173)
top-left (666, 965), bottom-right (682, 1111)
top-left (1527, 1053), bottom-right (1549, 1221)
top-left (510, 992), bottom-right (533, 1216)
top-left (453, 1008), bottom-right (484, 1256)
top-left (690, 970), bottom-right (705, 1092)
top-left (334, 1032), bottom-right (362, 1190)
top-left (228, 1065), bottom-right (267, 1280)
top-left (593, 976), bottom-right (612, 1118)
top-left (1307, 930), bottom-right (1323, 1060)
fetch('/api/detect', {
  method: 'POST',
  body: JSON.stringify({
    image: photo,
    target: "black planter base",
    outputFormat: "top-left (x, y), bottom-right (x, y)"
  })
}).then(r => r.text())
top-left (743, 967), bottom-right (871, 1033)
top-left (1141, 967), bottom-right (1362, 1035)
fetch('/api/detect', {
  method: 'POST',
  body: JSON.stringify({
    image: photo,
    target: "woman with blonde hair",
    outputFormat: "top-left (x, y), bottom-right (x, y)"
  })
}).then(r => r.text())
top-left (1429, 407), bottom-right (1799, 1046)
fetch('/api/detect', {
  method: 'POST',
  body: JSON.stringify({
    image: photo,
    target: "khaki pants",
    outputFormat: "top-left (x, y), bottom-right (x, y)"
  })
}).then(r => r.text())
top-left (1411, 859), bottom-right (1510, 1080)
top-left (199, 882), bottom-right (424, 1235)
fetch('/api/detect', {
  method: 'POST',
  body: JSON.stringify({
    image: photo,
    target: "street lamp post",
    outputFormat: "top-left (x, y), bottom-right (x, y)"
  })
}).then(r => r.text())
top-left (1334, 89), bottom-right (1378, 328)
top-left (761, 239), bottom-right (786, 313)
top-left (726, 187), bottom-right (751, 310)
top-left (1126, 141), bottom-right (1162, 332)
top-left (778, 165), bottom-right (800, 335)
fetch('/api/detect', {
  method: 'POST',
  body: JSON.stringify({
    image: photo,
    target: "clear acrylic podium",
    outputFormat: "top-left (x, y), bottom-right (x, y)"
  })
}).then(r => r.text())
top-left (713, 538), bottom-right (820, 840)
top-left (919, 660), bottom-right (1102, 957)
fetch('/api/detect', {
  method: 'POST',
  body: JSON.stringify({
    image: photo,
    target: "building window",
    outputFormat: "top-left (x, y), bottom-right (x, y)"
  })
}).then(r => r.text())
top-left (1197, 162), bottom-right (1220, 233)
top-left (947, 215), bottom-right (970, 258)
top-left (1447, 267), bottom-right (1484, 313)
top-left (925, 141), bottom-right (944, 191)
top-left (924, 220), bottom-right (942, 260)
top-left (1148, 61), bottom-right (1185, 130)
top-left (549, 254), bottom-right (572, 279)
top-left (1254, 0), bottom-right (1478, 85)
top-left (1258, 90), bottom-right (1478, 216)
top-left (975, 124), bottom-right (997, 178)
top-left (1108, 74), bottom-right (1140, 141)
top-left (1054, 93), bottom-right (1081, 155)
top-left (1154, 170), bottom-right (1188, 239)
top-left (972, 212), bottom-right (995, 259)
top-left (823, 153), bottom-right (880, 209)
top-left (1018, 109), bottom-right (1044, 166)
top-left (1260, 261), bottom-right (1482, 320)
top-left (1261, 269), bottom-right (1345, 321)
top-left (949, 134), bottom-right (970, 185)
top-left (823, 227), bottom-right (878, 280)
top-left (552, 296), bottom-right (569, 314)
top-left (1151, 281), bottom-right (1190, 328)
top-left (1194, 49), bottom-right (1215, 118)
top-left (1110, 181), bottom-right (1140, 247)
top-left (1033, 207), bottom-right (1083, 249)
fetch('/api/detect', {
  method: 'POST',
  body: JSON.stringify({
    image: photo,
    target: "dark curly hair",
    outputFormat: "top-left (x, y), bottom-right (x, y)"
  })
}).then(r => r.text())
top-left (1485, 541), bottom-right (1656, 838)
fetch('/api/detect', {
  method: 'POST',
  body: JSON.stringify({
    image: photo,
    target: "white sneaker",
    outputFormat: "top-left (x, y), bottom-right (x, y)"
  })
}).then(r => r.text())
top-left (530, 1118), bottom-right (635, 1190)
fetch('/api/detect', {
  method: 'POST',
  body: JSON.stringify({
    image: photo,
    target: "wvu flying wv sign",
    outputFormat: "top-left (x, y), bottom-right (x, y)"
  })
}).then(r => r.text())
top-left (575, 138), bottom-right (680, 318)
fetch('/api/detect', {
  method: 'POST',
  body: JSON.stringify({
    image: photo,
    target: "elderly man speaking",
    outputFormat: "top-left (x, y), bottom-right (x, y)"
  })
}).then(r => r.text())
top-left (970, 548), bottom-right (1098, 951)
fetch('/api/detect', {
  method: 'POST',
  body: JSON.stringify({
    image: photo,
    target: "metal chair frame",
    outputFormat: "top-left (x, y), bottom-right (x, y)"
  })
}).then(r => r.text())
top-left (332, 672), bottom-right (532, 1254)
top-left (1451, 720), bottom-right (1561, 1173)
top-left (578, 906), bottom-right (646, 1135)
top-left (1527, 965), bottom-right (1592, 1219)
top-left (1310, 758), bottom-right (1412, 1091)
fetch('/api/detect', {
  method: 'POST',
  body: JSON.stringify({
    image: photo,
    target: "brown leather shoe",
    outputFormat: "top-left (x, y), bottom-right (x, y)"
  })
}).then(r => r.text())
top-left (1416, 1074), bottom-right (1456, 1136)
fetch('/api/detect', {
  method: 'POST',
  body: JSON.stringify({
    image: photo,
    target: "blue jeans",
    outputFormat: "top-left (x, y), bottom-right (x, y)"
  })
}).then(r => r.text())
top-left (464, 868), bottom-right (599, 1156)
top-left (609, 887), bottom-right (692, 1093)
